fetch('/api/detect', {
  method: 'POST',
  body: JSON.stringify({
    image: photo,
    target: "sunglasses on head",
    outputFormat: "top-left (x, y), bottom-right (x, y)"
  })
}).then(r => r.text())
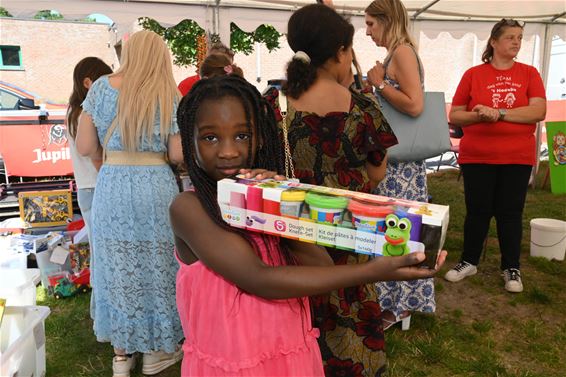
top-left (495, 18), bottom-right (525, 29)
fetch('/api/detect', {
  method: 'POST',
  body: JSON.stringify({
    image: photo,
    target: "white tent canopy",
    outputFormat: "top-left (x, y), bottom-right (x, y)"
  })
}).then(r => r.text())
top-left (4, 1), bottom-right (562, 77)
top-left (3, 1), bottom-right (564, 36)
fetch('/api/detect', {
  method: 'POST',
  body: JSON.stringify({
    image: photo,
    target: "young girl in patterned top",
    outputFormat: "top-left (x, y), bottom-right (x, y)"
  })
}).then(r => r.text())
top-left (170, 75), bottom-right (446, 376)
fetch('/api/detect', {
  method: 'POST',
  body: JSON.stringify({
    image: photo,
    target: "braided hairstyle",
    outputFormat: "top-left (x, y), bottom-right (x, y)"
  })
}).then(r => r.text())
top-left (177, 75), bottom-right (291, 262)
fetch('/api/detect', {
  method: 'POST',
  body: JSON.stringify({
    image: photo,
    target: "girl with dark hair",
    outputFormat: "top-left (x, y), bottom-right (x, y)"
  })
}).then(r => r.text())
top-left (67, 56), bottom-right (112, 226)
top-left (444, 19), bottom-right (546, 293)
top-left (171, 75), bottom-right (445, 376)
top-left (281, 3), bottom-right (398, 376)
top-left (66, 57), bottom-right (112, 320)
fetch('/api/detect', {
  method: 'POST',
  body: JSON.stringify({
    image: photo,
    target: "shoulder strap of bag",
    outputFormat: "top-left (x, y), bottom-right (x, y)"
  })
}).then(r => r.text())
top-left (101, 118), bottom-right (119, 162)
top-left (384, 45), bottom-right (425, 86)
top-left (281, 106), bottom-right (295, 179)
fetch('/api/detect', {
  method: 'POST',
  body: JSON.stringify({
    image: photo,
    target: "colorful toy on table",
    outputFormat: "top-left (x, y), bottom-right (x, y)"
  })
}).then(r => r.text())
top-left (47, 268), bottom-right (91, 299)
top-left (69, 242), bottom-right (90, 273)
top-left (218, 176), bottom-right (449, 267)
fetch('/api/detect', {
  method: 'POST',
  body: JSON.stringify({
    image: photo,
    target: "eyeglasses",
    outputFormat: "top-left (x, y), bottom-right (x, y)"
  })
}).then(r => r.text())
top-left (495, 18), bottom-right (525, 29)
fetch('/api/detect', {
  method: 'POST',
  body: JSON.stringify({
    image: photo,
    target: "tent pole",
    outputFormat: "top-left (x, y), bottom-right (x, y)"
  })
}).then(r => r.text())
top-left (411, 20), bottom-right (421, 52)
top-left (412, 0), bottom-right (441, 19)
top-left (214, 0), bottom-right (220, 35)
top-left (532, 23), bottom-right (553, 188)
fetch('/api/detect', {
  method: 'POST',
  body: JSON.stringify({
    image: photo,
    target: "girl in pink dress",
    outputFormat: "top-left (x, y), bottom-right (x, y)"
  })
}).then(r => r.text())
top-left (170, 75), bottom-right (446, 376)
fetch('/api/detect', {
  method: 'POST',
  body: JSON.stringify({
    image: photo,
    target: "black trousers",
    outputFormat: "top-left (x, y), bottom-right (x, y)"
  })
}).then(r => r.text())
top-left (461, 164), bottom-right (532, 270)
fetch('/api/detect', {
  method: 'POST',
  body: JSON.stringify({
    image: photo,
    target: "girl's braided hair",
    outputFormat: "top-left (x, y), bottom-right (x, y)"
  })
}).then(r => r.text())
top-left (177, 75), bottom-right (290, 261)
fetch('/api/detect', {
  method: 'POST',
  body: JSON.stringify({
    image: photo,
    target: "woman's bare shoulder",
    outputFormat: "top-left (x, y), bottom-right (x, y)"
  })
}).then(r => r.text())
top-left (392, 44), bottom-right (418, 63)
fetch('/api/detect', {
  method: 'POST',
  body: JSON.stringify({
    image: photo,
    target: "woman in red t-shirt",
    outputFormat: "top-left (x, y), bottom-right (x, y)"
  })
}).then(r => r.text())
top-left (444, 19), bottom-right (546, 293)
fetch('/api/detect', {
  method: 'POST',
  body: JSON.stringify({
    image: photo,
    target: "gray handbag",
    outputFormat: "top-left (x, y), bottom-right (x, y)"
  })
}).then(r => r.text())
top-left (376, 91), bottom-right (451, 162)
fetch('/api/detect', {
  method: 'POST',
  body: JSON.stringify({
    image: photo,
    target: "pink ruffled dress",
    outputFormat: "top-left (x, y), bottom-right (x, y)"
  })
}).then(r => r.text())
top-left (176, 233), bottom-right (324, 376)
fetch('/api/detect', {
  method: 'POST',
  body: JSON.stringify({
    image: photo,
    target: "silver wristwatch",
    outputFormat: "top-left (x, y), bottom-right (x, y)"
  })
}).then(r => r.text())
top-left (498, 108), bottom-right (507, 121)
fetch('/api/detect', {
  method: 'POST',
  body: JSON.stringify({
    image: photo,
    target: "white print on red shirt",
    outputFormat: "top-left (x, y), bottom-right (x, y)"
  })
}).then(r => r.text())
top-left (487, 75), bottom-right (521, 109)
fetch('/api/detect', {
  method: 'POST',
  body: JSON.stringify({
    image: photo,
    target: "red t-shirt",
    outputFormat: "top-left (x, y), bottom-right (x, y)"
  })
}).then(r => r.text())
top-left (178, 74), bottom-right (200, 96)
top-left (452, 62), bottom-right (546, 166)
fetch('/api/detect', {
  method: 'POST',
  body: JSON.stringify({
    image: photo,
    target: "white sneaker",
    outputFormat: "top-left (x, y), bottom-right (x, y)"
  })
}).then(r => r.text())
top-left (142, 347), bottom-right (183, 375)
top-left (112, 355), bottom-right (136, 377)
top-left (444, 261), bottom-right (477, 282)
top-left (503, 268), bottom-right (523, 293)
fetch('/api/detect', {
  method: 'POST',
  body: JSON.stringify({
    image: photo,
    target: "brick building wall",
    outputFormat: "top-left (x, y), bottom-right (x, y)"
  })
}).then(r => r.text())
top-left (0, 18), bottom-right (193, 103)
top-left (0, 18), bottom-right (119, 103)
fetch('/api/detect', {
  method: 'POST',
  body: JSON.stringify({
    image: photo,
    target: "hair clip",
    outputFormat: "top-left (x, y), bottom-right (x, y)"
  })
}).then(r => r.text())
top-left (293, 51), bottom-right (311, 64)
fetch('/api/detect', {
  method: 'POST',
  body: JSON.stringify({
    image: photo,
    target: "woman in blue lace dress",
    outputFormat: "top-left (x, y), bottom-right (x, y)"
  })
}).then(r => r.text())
top-left (365, 0), bottom-right (435, 331)
top-left (76, 30), bottom-right (184, 377)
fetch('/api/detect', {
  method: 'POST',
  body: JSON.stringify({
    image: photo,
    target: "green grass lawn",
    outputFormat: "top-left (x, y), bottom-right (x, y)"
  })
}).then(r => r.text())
top-left (38, 163), bottom-right (565, 376)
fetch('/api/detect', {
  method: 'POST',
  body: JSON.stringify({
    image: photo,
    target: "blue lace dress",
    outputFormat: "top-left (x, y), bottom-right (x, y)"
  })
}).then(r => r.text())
top-left (373, 51), bottom-right (436, 318)
top-left (82, 76), bottom-right (183, 353)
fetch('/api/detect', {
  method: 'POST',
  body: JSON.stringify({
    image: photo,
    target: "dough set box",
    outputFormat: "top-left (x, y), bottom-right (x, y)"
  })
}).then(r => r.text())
top-left (218, 176), bottom-right (449, 268)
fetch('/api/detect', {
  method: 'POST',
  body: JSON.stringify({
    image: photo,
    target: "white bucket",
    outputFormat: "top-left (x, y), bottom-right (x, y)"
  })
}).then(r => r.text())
top-left (530, 218), bottom-right (566, 261)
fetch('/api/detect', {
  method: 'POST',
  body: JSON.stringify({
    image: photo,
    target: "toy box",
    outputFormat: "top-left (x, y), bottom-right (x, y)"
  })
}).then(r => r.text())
top-left (18, 189), bottom-right (73, 228)
top-left (0, 250), bottom-right (27, 269)
top-left (69, 242), bottom-right (90, 273)
top-left (35, 246), bottom-right (73, 289)
top-left (0, 269), bottom-right (40, 306)
top-left (0, 305), bottom-right (50, 377)
top-left (9, 234), bottom-right (49, 254)
top-left (218, 176), bottom-right (449, 268)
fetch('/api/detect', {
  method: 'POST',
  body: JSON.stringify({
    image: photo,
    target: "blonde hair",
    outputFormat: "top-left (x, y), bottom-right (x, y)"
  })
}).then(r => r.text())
top-left (112, 30), bottom-right (180, 151)
top-left (365, 0), bottom-right (416, 51)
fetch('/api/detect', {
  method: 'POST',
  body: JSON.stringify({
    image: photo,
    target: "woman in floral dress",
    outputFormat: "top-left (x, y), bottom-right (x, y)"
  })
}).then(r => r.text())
top-left (279, 4), bottom-right (398, 376)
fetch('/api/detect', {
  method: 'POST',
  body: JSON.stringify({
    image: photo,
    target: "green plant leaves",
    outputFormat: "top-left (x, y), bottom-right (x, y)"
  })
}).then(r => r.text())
top-left (138, 17), bottom-right (282, 66)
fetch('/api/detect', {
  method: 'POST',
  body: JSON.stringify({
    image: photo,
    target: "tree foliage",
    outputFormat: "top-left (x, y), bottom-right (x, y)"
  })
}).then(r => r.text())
top-left (230, 23), bottom-right (282, 55)
top-left (34, 10), bottom-right (63, 20)
top-left (0, 7), bottom-right (13, 17)
top-left (139, 17), bottom-right (205, 67)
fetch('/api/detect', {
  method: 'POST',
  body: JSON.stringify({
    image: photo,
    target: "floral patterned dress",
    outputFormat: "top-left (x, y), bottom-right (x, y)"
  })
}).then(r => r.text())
top-left (267, 87), bottom-right (398, 377)
top-left (373, 51), bottom-right (436, 320)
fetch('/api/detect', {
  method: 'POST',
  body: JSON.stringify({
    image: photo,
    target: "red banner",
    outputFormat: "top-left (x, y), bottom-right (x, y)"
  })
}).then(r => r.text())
top-left (0, 123), bottom-right (74, 177)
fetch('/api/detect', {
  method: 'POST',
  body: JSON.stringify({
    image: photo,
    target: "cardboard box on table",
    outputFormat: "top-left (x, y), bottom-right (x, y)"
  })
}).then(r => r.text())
top-left (18, 190), bottom-right (73, 228)
top-left (218, 176), bottom-right (449, 268)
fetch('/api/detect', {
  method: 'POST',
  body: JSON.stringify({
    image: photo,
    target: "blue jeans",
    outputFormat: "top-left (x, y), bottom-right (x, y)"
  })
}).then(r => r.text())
top-left (78, 187), bottom-right (96, 320)
top-left (77, 188), bottom-right (95, 244)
